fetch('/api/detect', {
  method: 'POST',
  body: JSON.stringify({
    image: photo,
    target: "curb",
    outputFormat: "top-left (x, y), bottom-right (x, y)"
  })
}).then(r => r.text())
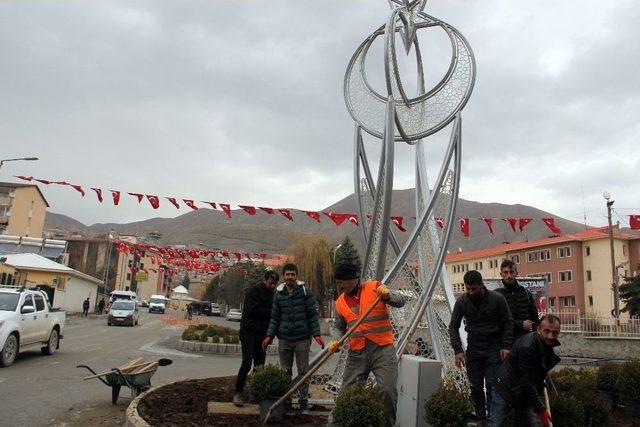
top-left (177, 339), bottom-right (279, 355)
top-left (126, 385), bottom-right (155, 427)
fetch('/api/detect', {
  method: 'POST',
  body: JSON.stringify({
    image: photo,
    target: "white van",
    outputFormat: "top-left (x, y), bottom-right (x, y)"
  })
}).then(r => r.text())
top-left (148, 294), bottom-right (167, 314)
top-left (109, 290), bottom-right (137, 304)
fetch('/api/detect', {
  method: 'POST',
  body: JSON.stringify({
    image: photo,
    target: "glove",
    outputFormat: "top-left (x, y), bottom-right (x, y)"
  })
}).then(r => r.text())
top-left (262, 336), bottom-right (273, 348)
top-left (537, 409), bottom-right (552, 425)
top-left (327, 340), bottom-right (342, 354)
top-left (314, 336), bottom-right (325, 348)
top-left (374, 284), bottom-right (390, 299)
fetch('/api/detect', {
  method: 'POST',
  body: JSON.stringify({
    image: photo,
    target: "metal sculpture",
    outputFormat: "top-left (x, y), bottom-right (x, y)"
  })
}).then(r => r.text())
top-left (322, 0), bottom-right (476, 392)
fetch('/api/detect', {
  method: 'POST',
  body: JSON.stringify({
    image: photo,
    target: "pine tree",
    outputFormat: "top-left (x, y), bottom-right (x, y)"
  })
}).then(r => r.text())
top-left (335, 236), bottom-right (362, 272)
top-left (620, 274), bottom-right (640, 317)
top-left (180, 273), bottom-right (191, 290)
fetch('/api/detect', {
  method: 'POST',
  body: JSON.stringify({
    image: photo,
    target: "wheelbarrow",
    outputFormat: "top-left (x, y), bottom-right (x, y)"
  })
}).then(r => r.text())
top-left (77, 357), bottom-right (172, 404)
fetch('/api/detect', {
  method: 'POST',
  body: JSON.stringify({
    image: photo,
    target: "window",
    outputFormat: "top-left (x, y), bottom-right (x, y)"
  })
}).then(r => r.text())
top-left (549, 297), bottom-right (555, 307)
top-left (34, 294), bottom-right (45, 311)
top-left (586, 270), bottom-right (592, 281)
top-left (0, 272), bottom-right (5, 285)
top-left (474, 261), bottom-right (483, 270)
top-left (585, 246), bottom-right (590, 256)
top-left (526, 249), bottom-right (551, 263)
top-left (588, 296), bottom-right (593, 307)
top-left (511, 254), bottom-right (520, 264)
top-left (558, 270), bottom-right (573, 282)
top-left (561, 296), bottom-right (576, 307)
top-left (126, 273), bottom-right (131, 281)
top-left (22, 295), bottom-right (34, 309)
top-left (543, 272), bottom-right (552, 284)
top-left (558, 246), bottom-right (572, 258)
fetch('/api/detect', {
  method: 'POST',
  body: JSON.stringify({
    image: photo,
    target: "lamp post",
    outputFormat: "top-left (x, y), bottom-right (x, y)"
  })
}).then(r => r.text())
top-left (603, 191), bottom-right (620, 319)
top-left (0, 157), bottom-right (39, 170)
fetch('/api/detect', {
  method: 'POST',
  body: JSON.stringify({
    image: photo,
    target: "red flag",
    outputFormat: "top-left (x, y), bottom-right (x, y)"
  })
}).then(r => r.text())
top-left (259, 207), bottom-right (275, 215)
top-left (304, 211), bottom-right (321, 222)
top-left (128, 192), bottom-right (144, 203)
top-left (219, 203), bottom-right (231, 218)
top-left (630, 215), bottom-right (640, 230)
top-left (183, 199), bottom-right (198, 210)
top-left (15, 175), bottom-right (33, 181)
top-left (391, 216), bottom-right (407, 232)
top-left (518, 218), bottom-right (533, 232)
top-left (201, 201), bottom-right (217, 210)
top-left (66, 183), bottom-right (85, 196)
top-left (110, 190), bottom-right (121, 205)
top-left (239, 205), bottom-right (257, 215)
top-left (91, 188), bottom-right (103, 203)
top-left (503, 218), bottom-right (517, 232)
top-left (166, 197), bottom-right (180, 209)
top-left (324, 212), bottom-right (348, 226)
top-left (244, 253), bottom-right (252, 260)
top-left (256, 253), bottom-right (266, 259)
top-left (188, 249), bottom-right (199, 259)
top-left (234, 252), bottom-right (242, 262)
top-left (482, 218), bottom-right (494, 234)
top-left (459, 218), bottom-right (470, 238)
top-left (220, 250), bottom-right (229, 259)
top-left (542, 217), bottom-right (562, 234)
top-left (35, 179), bottom-right (51, 184)
top-left (146, 195), bottom-right (160, 209)
top-left (435, 218), bottom-right (444, 229)
top-left (278, 209), bottom-right (293, 221)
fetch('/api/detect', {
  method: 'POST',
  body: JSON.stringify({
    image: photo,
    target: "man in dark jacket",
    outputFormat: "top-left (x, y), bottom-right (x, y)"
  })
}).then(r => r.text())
top-left (489, 314), bottom-right (561, 427)
top-left (233, 270), bottom-right (279, 406)
top-left (495, 260), bottom-right (539, 341)
top-left (263, 263), bottom-right (324, 409)
top-left (449, 270), bottom-right (513, 426)
top-left (82, 298), bottom-right (90, 317)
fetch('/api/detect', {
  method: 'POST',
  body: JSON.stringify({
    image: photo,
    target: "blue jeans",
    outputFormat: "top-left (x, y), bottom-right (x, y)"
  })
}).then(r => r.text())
top-left (466, 348), bottom-right (501, 420)
top-left (488, 391), bottom-right (541, 427)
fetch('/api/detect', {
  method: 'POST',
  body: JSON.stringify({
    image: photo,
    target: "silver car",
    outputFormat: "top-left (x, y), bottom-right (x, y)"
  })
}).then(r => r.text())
top-left (226, 308), bottom-right (242, 322)
top-left (108, 300), bottom-right (139, 326)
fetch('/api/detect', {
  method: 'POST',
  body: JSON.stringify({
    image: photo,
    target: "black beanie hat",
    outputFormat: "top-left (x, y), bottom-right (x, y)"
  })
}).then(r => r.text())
top-left (334, 263), bottom-right (360, 280)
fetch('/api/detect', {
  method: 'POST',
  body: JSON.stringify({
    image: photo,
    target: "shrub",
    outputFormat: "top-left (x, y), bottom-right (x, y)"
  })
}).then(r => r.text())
top-left (550, 367), bottom-right (610, 426)
top-left (249, 364), bottom-right (291, 403)
top-left (205, 325), bottom-right (217, 337)
top-left (424, 380), bottom-right (473, 427)
top-left (195, 324), bottom-right (207, 330)
top-left (199, 332), bottom-right (208, 342)
top-left (226, 335), bottom-right (239, 344)
top-left (209, 335), bottom-right (219, 343)
top-left (597, 363), bottom-right (620, 392)
top-left (616, 360), bottom-right (640, 400)
top-left (550, 394), bottom-right (585, 427)
top-left (181, 329), bottom-right (197, 341)
top-left (333, 382), bottom-right (386, 427)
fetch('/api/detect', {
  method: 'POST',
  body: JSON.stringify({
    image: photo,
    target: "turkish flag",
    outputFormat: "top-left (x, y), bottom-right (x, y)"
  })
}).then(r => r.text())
top-left (629, 215), bottom-right (640, 230)
top-left (347, 214), bottom-right (359, 226)
top-left (220, 250), bottom-right (229, 259)
top-left (435, 218), bottom-right (444, 229)
top-left (219, 203), bottom-right (232, 218)
top-left (15, 175), bottom-right (33, 181)
top-left (183, 199), bottom-right (198, 210)
top-left (35, 178), bottom-right (51, 184)
top-left (542, 217), bottom-right (562, 234)
top-left (234, 252), bottom-right (242, 262)
top-left (391, 216), bottom-right (407, 232)
top-left (110, 190), bottom-right (121, 205)
top-left (188, 249), bottom-right (199, 259)
top-left (68, 183), bottom-right (85, 196)
top-left (239, 205), bottom-right (257, 215)
top-left (202, 201), bottom-right (217, 210)
top-left (459, 218), bottom-right (470, 238)
top-left (259, 207), bottom-right (275, 215)
top-left (146, 195), bottom-right (160, 209)
top-left (503, 217), bottom-right (517, 232)
top-left (166, 197), bottom-right (180, 209)
top-left (518, 218), bottom-right (533, 232)
top-left (244, 253), bottom-right (252, 260)
top-left (324, 212), bottom-right (348, 226)
top-left (256, 253), bottom-right (266, 259)
top-left (483, 218), bottom-right (494, 234)
top-left (278, 209), bottom-right (293, 221)
top-left (304, 211), bottom-right (321, 222)
top-left (91, 188), bottom-right (103, 203)
top-left (128, 192), bottom-right (144, 203)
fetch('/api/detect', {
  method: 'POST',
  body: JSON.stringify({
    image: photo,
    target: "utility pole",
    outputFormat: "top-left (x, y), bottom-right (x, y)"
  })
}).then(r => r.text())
top-left (604, 191), bottom-right (621, 335)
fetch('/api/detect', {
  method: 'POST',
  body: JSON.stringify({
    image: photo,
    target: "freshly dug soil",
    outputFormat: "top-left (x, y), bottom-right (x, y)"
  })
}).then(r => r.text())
top-left (137, 376), bottom-right (328, 426)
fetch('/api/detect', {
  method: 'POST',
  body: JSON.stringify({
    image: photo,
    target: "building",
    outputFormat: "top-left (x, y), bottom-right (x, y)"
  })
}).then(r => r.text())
top-left (0, 234), bottom-right (67, 260)
top-left (445, 226), bottom-right (640, 315)
top-left (64, 236), bottom-right (117, 299)
top-left (0, 182), bottom-right (49, 237)
top-left (0, 253), bottom-right (102, 313)
top-left (113, 246), bottom-right (168, 302)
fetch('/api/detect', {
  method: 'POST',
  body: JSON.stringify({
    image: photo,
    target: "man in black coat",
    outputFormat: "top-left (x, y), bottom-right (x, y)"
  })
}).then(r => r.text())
top-left (489, 314), bottom-right (561, 427)
top-left (233, 270), bottom-right (279, 406)
top-left (449, 270), bottom-right (513, 426)
top-left (495, 260), bottom-right (539, 341)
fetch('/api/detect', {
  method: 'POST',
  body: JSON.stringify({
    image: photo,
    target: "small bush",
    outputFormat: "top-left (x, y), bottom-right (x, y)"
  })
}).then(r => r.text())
top-left (209, 335), bottom-right (219, 343)
top-left (249, 364), bottom-right (291, 403)
top-left (550, 394), bottom-right (586, 427)
top-left (226, 335), bottom-right (239, 344)
top-left (616, 360), bottom-right (640, 400)
top-left (199, 332), bottom-right (208, 342)
top-left (550, 367), bottom-right (611, 426)
top-left (333, 382), bottom-right (386, 427)
top-left (195, 324), bottom-right (207, 330)
top-left (181, 329), bottom-right (197, 340)
top-left (424, 380), bottom-right (473, 427)
top-left (597, 363), bottom-right (620, 392)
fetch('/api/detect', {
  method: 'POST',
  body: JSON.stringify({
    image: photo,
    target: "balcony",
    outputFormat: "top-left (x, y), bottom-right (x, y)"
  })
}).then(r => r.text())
top-left (0, 196), bottom-right (12, 206)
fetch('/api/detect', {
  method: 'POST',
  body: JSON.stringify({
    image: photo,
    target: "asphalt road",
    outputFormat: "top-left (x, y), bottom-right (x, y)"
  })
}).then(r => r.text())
top-left (0, 309), bottom-right (273, 426)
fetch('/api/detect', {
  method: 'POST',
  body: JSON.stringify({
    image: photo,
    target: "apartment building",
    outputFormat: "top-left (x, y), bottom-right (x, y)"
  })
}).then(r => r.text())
top-left (445, 226), bottom-right (640, 315)
top-left (0, 182), bottom-right (49, 237)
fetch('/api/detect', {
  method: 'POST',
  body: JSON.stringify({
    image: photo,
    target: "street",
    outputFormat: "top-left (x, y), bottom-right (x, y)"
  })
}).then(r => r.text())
top-left (0, 309), bottom-right (273, 426)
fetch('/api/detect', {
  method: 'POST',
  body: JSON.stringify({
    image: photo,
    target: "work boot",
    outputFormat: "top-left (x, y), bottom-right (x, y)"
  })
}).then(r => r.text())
top-left (233, 391), bottom-right (244, 407)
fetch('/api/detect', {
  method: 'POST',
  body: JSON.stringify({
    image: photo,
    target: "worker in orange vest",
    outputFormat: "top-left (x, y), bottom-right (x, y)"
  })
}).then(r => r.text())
top-left (327, 263), bottom-right (406, 427)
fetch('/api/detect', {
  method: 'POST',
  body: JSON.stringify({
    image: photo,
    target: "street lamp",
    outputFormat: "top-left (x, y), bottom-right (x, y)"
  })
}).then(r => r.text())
top-left (0, 157), bottom-right (39, 169)
top-left (603, 191), bottom-right (620, 320)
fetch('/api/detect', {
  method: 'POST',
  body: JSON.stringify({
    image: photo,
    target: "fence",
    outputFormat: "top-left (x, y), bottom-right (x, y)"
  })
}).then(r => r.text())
top-left (545, 309), bottom-right (640, 338)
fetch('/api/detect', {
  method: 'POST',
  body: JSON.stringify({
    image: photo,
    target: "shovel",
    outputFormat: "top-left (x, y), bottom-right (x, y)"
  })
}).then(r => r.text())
top-left (261, 296), bottom-right (382, 425)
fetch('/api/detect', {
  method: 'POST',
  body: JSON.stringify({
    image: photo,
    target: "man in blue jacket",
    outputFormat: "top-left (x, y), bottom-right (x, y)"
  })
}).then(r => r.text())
top-left (263, 263), bottom-right (324, 410)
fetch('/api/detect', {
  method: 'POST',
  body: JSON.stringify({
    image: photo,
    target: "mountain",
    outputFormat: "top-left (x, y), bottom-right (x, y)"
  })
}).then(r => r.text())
top-left (44, 190), bottom-right (587, 254)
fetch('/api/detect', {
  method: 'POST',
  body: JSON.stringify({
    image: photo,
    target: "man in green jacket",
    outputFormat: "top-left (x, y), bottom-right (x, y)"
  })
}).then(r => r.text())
top-left (263, 263), bottom-right (324, 409)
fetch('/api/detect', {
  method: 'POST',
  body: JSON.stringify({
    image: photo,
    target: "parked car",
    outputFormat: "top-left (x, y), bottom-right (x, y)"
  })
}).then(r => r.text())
top-left (189, 301), bottom-right (213, 316)
top-left (0, 287), bottom-right (65, 367)
top-left (107, 300), bottom-right (139, 326)
top-left (226, 308), bottom-right (242, 322)
top-left (148, 295), bottom-right (167, 314)
top-left (211, 303), bottom-right (221, 316)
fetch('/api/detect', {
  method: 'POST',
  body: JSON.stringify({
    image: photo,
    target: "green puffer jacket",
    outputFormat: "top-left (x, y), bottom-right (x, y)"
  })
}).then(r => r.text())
top-left (267, 281), bottom-right (321, 341)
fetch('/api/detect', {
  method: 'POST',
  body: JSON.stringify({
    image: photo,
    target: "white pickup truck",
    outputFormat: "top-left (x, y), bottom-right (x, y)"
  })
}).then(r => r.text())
top-left (0, 287), bottom-right (65, 367)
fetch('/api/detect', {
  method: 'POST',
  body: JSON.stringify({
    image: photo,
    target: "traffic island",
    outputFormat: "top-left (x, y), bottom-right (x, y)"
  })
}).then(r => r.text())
top-left (126, 376), bottom-right (329, 426)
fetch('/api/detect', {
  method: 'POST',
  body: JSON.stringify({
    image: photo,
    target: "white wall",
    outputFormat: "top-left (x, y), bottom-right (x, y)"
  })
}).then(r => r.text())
top-left (54, 276), bottom-right (99, 313)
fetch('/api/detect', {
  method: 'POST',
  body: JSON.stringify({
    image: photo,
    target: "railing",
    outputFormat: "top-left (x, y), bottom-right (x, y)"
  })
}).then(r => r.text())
top-left (545, 309), bottom-right (640, 338)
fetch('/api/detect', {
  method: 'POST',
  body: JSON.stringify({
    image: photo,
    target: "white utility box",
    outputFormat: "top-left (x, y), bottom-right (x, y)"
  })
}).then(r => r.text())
top-left (396, 356), bottom-right (442, 427)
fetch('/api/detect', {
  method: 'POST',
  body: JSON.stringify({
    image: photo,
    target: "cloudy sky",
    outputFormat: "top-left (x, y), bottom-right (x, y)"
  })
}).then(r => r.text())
top-left (1, 0), bottom-right (638, 228)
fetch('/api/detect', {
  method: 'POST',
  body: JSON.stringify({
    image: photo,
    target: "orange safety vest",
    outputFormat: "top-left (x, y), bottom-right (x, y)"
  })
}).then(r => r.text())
top-left (335, 280), bottom-right (394, 351)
